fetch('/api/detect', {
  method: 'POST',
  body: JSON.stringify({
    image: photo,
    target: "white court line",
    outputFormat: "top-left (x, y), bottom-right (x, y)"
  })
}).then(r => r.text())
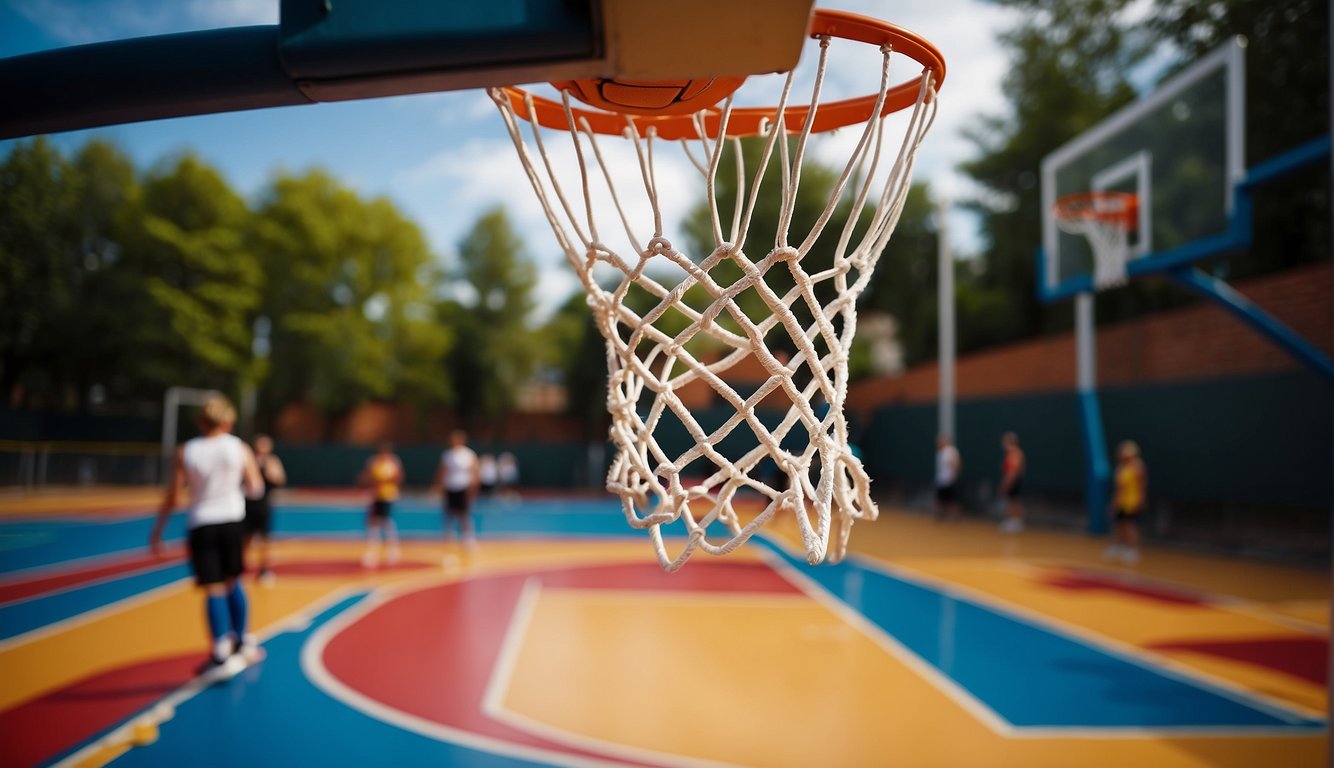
top-left (836, 546), bottom-right (1327, 728)
top-left (766, 549), bottom-right (1325, 739)
top-left (479, 579), bottom-right (755, 768)
top-left (0, 536), bottom-right (181, 584)
top-left (300, 579), bottom-right (632, 768)
top-left (53, 585), bottom-right (365, 768)
top-left (0, 559), bottom-right (182, 611)
top-left (0, 577), bottom-right (192, 654)
top-left (1003, 557), bottom-right (1330, 637)
top-left (760, 550), bottom-right (1019, 738)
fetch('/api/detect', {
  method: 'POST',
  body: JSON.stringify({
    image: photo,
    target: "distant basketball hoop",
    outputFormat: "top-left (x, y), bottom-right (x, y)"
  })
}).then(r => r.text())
top-left (1052, 191), bottom-right (1138, 290)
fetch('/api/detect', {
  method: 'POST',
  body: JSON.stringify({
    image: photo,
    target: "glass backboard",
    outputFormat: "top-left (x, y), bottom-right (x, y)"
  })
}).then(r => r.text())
top-left (1039, 38), bottom-right (1246, 301)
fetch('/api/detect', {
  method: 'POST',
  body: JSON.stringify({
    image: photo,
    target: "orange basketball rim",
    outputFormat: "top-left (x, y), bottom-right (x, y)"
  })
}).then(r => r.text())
top-left (499, 9), bottom-right (947, 140)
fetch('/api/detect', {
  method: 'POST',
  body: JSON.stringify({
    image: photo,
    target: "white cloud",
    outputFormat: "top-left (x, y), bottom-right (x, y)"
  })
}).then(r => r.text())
top-left (11, 0), bottom-right (276, 44)
top-left (400, 128), bottom-right (708, 319)
top-left (185, 0), bottom-right (277, 27)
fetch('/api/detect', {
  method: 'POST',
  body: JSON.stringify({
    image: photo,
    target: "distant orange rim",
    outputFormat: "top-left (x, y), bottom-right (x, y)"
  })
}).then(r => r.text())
top-left (499, 9), bottom-right (946, 140)
top-left (1053, 191), bottom-right (1140, 228)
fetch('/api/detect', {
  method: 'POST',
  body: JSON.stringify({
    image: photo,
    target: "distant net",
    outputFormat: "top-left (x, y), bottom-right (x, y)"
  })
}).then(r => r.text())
top-left (491, 11), bottom-right (943, 570)
top-left (1052, 191), bottom-right (1138, 290)
top-left (0, 440), bottom-right (162, 488)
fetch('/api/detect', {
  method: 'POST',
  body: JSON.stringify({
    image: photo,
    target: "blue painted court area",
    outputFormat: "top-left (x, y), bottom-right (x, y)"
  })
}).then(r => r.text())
top-left (0, 561), bottom-right (191, 641)
top-left (776, 545), bottom-right (1323, 731)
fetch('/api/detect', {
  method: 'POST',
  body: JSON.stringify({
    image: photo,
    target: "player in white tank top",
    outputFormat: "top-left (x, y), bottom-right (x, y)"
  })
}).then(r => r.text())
top-left (433, 429), bottom-right (480, 557)
top-left (181, 433), bottom-right (248, 529)
top-left (150, 395), bottom-right (265, 680)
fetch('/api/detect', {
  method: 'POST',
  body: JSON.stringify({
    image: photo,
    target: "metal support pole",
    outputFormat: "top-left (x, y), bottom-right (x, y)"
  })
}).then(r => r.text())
top-left (938, 196), bottom-right (956, 441)
top-left (1076, 293), bottom-right (1111, 534)
top-left (1166, 267), bottom-right (1334, 382)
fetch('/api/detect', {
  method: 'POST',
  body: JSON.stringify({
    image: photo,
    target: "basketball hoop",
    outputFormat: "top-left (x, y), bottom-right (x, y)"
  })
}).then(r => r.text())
top-left (490, 9), bottom-right (945, 570)
top-left (1052, 191), bottom-right (1138, 290)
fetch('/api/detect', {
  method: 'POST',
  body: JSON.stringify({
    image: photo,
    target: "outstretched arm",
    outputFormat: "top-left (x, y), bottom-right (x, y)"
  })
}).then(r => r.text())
top-left (266, 455), bottom-right (287, 487)
top-left (241, 444), bottom-right (263, 499)
top-left (150, 448), bottom-right (185, 556)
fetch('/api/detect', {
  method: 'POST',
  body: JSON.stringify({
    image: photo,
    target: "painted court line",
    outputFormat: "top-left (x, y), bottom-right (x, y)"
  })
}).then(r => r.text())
top-left (760, 550), bottom-right (1018, 739)
top-left (846, 550), bottom-right (1326, 728)
top-left (300, 580), bottom-right (628, 768)
top-left (0, 577), bottom-right (191, 654)
top-left (52, 585), bottom-right (366, 768)
top-left (1005, 558), bottom-right (1330, 637)
top-left (480, 578), bottom-right (744, 768)
top-left (0, 554), bottom-right (184, 610)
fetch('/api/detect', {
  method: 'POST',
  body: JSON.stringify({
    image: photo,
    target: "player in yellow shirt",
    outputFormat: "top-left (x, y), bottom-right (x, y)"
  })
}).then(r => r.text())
top-left (359, 441), bottom-right (404, 568)
top-left (1105, 440), bottom-right (1147, 564)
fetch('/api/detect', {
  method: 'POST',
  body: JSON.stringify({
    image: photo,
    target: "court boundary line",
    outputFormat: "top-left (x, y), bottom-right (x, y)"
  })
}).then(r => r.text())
top-left (52, 585), bottom-right (366, 768)
top-left (0, 557), bottom-right (184, 610)
top-left (0, 575), bottom-right (192, 653)
top-left (835, 545), bottom-right (1328, 729)
top-left (480, 578), bottom-right (742, 768)
top-left (0, 529), bottom-right (186, 583)
top-left (759, 550), bottom-right (1018, 737)
top-left (1002, 558), bottom-right (1330, 637)
top-left (765, 545), bottom-right (1326, 739)
top-left (300, 579), bottom-right (635, 768)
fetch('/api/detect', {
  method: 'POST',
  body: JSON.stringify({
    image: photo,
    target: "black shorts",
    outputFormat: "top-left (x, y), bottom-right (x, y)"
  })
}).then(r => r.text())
top-left (188, 521), bottom-right (245, 586)
top-left (369, 500), bottom-right (393, 519)
top-left (480, 482), bottom-right (496, 497)
top-left (935, 483), bottom-right (957, 504)
top-left (445, 490), bottom-right (471, 517)
top-left (1005, 478), bottom-right (1023, 499)
top-left (244, 498), bottom-right (272, 536)
top-left (1114, 507), bottom-right (1140, 522)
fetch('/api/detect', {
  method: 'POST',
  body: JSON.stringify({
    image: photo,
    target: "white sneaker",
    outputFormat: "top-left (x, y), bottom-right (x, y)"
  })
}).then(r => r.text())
top-left (237, 635), bottom-right (266, 664)
top-left (361, 550), bottom-right (379, 569)
top-left (1000, 518), bottom-right (1024, 534)
top-left (1120, 548), bottom-right (1140, 565)
top-left (1103, 544), bottom-right (1122, 561)
top-left (386, 546), bottom-right (401, 566)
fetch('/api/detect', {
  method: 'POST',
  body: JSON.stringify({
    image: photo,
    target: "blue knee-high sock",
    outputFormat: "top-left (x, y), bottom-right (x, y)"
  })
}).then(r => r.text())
top-left (227, 585), bottom-right (248, 639)
top-left (205, 594), bottom-right (229, 650)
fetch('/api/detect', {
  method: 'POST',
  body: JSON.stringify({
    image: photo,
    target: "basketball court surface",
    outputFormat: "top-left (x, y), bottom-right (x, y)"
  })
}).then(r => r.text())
top-left (1, 489), bottom-right (1325, 767)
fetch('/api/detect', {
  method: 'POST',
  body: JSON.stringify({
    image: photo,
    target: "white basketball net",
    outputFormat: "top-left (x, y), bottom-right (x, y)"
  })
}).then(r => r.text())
top-left (491, 38), bottom-right (938, 571)
top-left (1054, 196), bottom-right (1135, 290)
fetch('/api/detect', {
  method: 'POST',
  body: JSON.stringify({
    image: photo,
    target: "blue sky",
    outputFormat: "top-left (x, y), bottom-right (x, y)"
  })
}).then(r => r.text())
top-left (1, 0), bottom-right (1022, 315)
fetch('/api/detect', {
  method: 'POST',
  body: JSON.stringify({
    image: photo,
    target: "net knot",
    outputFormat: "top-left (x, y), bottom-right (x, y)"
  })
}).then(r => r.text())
top-left (772, 246), bottom-right (800, 263)
top-left (647, 236), bottom-right (674, 255)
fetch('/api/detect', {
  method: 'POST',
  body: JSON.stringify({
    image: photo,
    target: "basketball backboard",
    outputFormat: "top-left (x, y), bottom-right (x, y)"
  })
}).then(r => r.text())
top-left (0, 0), bottom-right (816, 138)
top-left (1038, 38), bottom-right (1246, 301)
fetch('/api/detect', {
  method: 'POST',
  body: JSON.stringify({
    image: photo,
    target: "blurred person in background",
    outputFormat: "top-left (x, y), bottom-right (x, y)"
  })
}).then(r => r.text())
top-left (1104, 440), bottom-right (1147, 564)
top-left (999, 432), bottom-right (1025, 533)
top-left (358, 442), bottom-right (404, 568)
top-left (244, 434), bottom-right (286, 584)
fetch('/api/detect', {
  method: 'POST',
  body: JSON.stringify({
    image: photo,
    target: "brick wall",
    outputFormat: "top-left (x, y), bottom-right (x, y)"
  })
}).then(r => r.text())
top-left (849, 262), bottom-right (1332, 413)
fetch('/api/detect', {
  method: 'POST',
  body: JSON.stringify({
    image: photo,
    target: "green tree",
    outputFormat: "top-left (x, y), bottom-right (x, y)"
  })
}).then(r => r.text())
top-left (856, 182), bottom-right (941, 369)
top-left (114, 154), bottom-right (260, 396)
top-left (0, 138), bottom-right (146, 407)
top-left (62, 140), bottom-right (142, 403)
top-left (442, 206), bottom-right (538, 429)
top-left (536, 291), bottom-right (608, 436)
top-left (0, 138), bottom-right (77, 405)
top-left (252, 170), bottom-right (450, 421)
